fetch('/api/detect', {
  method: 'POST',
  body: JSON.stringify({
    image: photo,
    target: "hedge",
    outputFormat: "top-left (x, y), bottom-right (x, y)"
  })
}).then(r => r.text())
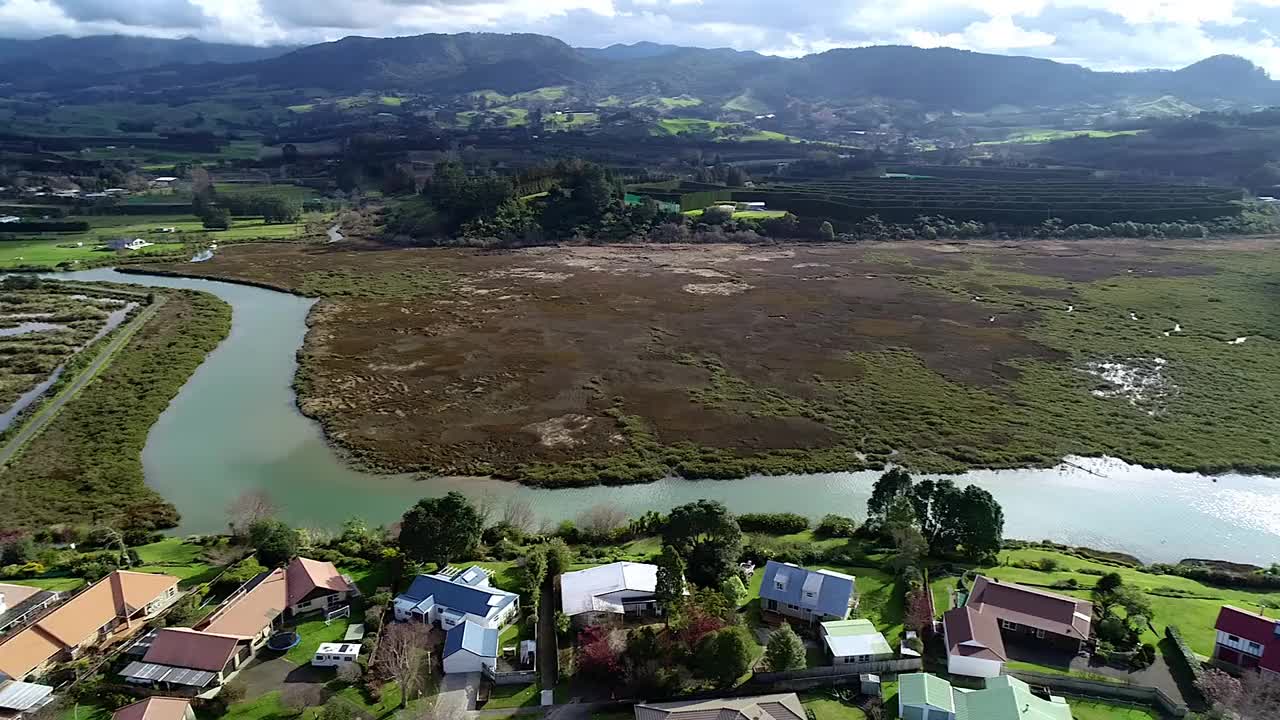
top-left (1164, 624), bottom-right (1205, 696)
top-left (738, 512), bottom-right (810, 535)
top-left (0, 221), bottom-right (90, 232)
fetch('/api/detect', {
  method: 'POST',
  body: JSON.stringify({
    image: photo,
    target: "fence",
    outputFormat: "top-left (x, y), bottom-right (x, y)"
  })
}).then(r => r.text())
top-left (751, 659), bottom-right (923, 690)
top-left (484, 666), bottom-right (538, 686)
top-left (1008, 670), bottom-right (1187, 718)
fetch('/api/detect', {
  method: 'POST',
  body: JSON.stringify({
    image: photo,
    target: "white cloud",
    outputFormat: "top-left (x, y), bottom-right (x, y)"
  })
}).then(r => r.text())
top-left (1, 0), bottom-right (1279, 76)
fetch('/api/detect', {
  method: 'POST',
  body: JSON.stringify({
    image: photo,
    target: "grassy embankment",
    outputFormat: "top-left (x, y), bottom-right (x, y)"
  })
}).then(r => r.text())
top-left (976, 128), bottom-right (1146, 145)
top-left (0, 290), bottom-right (231, 529)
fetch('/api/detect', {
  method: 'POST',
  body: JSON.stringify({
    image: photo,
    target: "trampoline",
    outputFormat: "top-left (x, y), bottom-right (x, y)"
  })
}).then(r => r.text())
top-left (266, 631), bottom-right (301, 652)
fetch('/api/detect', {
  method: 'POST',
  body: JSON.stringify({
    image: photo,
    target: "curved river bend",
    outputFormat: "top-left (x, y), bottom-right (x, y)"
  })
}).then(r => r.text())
top-left (56, 269), bottom-right (1280, 565)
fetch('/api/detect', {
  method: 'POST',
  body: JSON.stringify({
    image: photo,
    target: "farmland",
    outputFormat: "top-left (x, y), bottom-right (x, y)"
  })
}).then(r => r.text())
top-left (143, 236), bottom-right (1280, 484)
top-left (976, 128), bottom-right (1146, 145)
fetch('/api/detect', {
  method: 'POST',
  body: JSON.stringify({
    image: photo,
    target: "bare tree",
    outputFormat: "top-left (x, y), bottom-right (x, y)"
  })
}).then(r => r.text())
top-left (501, 497), bottom-right (536, 533)
top-left (1235, 671), bottom-right (1280, 719)
top-left (281, 684), bottom-right (323, 716)
top-left (377, 623), bottom-right (432, 709)
top-left (474, 491), bottom-right (497, 529)
top-left (228, 490), bottom-right (277, 537)
top-left (579, 505), bottom-right (628, 537)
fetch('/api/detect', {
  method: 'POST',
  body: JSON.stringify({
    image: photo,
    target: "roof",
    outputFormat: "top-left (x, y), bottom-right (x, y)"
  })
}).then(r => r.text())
top-left (316, 643), bottom-right (360, 656)
top-left (0, 570), bottom-right (178, 680)
top-left (955, 675), bottom-right (1073, 720)
top-left (0, 680), bottom-right (52, 711)
top-left (0, 585), bottom-right (56, 632)
top-left (1215, 605), bottom-right (1280, 673)
top-left (966, 576), bottom-right (1092, 641)
top-left (143, 628), bottom-right (239, 673)
top-left (759, 561), bottom-right (855, 619)
top-left (820, 619), bottom-right (892, 658)
top-left (286, 557), bottom-right (354, 608)
top-left (200, 568), bottom-right (287, 639)
top-left (899, 673), bottom-right (956, 713)
top-left (561, 562), bottom-right (659, 616)
top-left (444, 621), bottom-right (498, 659)
top-left (634, 694), bottom-right (805, 720)
top-left (112, 697), bottom-right (193, 720)
top-left (119, 661), bottom-right (216, 688)
top-left (398, 573), bottom-right (517, 620)
top-left (944, 606), bottom-right (1007, 662)
top-left (0, 585), bottom-right (42, 609)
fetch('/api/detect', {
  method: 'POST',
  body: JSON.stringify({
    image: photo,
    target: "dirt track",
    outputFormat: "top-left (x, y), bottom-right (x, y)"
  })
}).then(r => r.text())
top-left (146, 238), bottom-right (1274, 480)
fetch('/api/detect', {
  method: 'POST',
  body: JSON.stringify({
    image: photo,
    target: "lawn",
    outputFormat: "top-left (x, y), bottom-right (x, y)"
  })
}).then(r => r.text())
top-left (485, 683), bottom-right (540, 709)
top-left (284, 615), bottom-right (353, 664)
top-left (58, 702), bottom-right (113, 720)
top-left (800, 693), bottom-right (867, 720)
top-left (929, 547), bottom-right (1280, 657)
top-left (8, 576), bottom-right (86, 592)
top-left (683, 209), bottom-right (789, 220)
top-left (975, 129), bottom-right (1146, 145)
top-left (210, 680), bottom-right (426, 720)
top-left (1066, 700), bottom-right (1161, 720)
top-left (132, 537), bottom-right (222, 587)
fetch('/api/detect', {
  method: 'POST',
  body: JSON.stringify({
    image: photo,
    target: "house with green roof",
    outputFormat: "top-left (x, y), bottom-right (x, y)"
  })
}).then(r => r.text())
top-left (898, 673), bottom-right (1074, 720)
top-left (820, 619), bottom-right (894, 665)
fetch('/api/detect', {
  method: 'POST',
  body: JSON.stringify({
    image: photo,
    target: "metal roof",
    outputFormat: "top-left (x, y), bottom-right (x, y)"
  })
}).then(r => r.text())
top-left (444, 621), bottom-right (498, 659)
top-left (398, 573), bottom-right (516, 620)
top-left (0, 680), bottom-right (53, 711)
top-left (120, 661), bottom-right (216, 688)
top-left (759, 561), bottom-right (855, 618)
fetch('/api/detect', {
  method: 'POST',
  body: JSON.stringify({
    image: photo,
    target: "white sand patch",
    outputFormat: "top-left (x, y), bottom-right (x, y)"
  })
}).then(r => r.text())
top-left (524, 414), bottom-right (595, 448)
top-left (739, 250), bottom-right (795, 262)
top-left (792, 263), bottom-right (831, 269)
top-left (1228, 337), bottom-right (1249, 345)
top-left (1081, 357), bottom-right (1177, 416)
top-left (669, 267), bottom-right (731, 279)
top-left (683, 282), bottom-right (754, 296)
top-left (487, 268), bottom-right (572, 282)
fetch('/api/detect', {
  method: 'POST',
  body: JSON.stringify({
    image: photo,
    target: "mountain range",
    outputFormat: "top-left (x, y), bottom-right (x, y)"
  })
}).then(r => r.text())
top-left (0, 33), bottom-right (1277, 113)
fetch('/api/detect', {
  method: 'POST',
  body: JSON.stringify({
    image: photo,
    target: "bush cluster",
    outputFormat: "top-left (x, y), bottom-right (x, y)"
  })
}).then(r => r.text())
top-left (737, 513), bottom-right (809, 535)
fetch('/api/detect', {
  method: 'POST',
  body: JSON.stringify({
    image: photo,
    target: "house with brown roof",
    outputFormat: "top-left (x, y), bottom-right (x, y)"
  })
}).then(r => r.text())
top-left (943, 576), bottom-right (1093, 678)
top-left (285, 557), bottom-right (358, 617)
top-left (197, 567), bottom-right (287, 651)
top-left (119, 627), bottom-right (248, 694)
top-left (0, 585), bottom-right (61, 637)
top-left (633, 693), bottom-right (806, 720)
top-left (0, 571), bottom-right (179, 682)
top-left (111, 697), bottom-right (194, 720)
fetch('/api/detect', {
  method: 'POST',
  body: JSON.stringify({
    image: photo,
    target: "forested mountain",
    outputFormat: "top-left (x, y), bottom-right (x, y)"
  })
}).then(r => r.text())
top-left (3, 32), bottom-right (1278, 113)
top-left (0, 35), bottom-right (290, 79)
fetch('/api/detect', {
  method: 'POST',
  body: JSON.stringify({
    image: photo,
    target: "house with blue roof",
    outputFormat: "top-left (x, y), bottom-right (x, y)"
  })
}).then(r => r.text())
top-left (758, 561), bottom-right (857, 625)
top-left (442, 621), bottom-right (500, 675)
top-left (392, 566), bottom-right (520, 631)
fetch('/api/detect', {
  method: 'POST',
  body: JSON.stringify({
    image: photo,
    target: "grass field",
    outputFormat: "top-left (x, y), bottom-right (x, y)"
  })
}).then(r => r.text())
top-left (801, 693), bottom-right (867, 720)
top-left (976, 128), bottom-right (1146, 146)
top-left (684, 209), bottom-right (789, 220)
top-left (929, 547), bottom-right (1280, 657)
top-left (132, 538), bottom-right (222, 586)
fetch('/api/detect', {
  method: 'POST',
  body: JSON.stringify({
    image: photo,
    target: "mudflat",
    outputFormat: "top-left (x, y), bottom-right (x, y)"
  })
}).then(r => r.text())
top-left (145, 237), bottom-right (1280, 484)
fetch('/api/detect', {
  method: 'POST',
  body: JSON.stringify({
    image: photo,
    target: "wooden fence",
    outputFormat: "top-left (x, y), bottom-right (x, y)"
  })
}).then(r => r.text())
top-left (751, 658), bottom-right (923, 690)
top-left (1009, 670), bottom-right (1188, 718)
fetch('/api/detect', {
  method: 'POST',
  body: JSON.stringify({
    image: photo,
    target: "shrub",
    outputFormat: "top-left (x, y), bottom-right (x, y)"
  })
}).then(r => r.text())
top-left (814, 515), bottom-right (858, 538)
top-left (738, 513), bottom-right (809, 535)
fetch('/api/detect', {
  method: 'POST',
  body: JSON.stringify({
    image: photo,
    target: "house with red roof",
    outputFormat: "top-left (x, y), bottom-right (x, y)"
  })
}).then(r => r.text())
top-left (1212, 606), bottom-right (1280, 674)
top-left (943, 576), bottom-right (1093, 678)
top-left (284, 557), bottom-right (358, 618)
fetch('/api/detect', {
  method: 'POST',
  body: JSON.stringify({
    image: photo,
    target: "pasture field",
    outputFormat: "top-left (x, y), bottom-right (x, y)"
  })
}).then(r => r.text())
top-left (977, 128), bottom-right (1147, 145)
top-left (142, 237), bottom-right (1280, 485)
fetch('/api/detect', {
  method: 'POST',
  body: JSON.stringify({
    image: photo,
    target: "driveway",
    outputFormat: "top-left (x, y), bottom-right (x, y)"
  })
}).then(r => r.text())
top-left (1005, 638), bottom-right (1188, 705)
top-left (434, 672), bottom-right (479, 720)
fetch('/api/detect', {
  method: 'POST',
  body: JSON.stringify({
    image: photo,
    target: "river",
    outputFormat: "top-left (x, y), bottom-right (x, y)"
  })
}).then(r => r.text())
top-left (53, 268), bottom-right (1280, 565)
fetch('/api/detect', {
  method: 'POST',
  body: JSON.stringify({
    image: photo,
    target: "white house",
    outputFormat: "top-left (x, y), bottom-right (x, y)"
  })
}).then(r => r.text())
top-left (312, 642), bottom-right (360, 668)
top-left (561, 562), bottom-right (663, 628)
top-left (0, 216), bottom-right (20, 224)
top-left (820, 619), bottom-right (894, 665)
top-left (393, 566), bottom-right (519, 631)
top-left (442, 621), bottom-right (499, 675)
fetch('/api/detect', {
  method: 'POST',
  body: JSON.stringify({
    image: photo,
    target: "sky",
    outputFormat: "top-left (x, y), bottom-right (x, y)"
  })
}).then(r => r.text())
top-left (2, 0), bottom-right (1280, 75)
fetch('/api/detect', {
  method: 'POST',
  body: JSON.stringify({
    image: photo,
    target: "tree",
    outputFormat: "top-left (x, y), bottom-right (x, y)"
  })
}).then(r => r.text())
top-left (953, 485), bottom-right (1004, 561)
top-left (885, 496), bottom-right (928, 577)
top-left (696, 626), bottom-right (756, 686)
top-left (905, 589), bottom-right (934, 634)
top-left (654, 545), bottom-right (687, 616)
top-left (163, 594), bottom-right (204, 627)
top-left (721, 575), bottom-right (748, 606)
top-left (318, 697), bottom-right (359, 720)
top-left (544, 537), bottom-right (573, 576)
top-left (248, 519), bottom-right (299, 567)
top-left (1198, 669), bottom-right (1280, 719)
top-left (577, 625), bottom-right (624, 684)
top-left (524, 546), bottom-right (548, 609)
top-left (663, 500), bottom-right (742, 587)
top-left (399, 492), bottom-right (483, 568)
top-left (201, 206), bottom-right (232, 230)
top-left (228, 490), bottom-right (276, 537)
top-left (1197, 668), bottom-right (1242, 710)
top-left (1112, 585), bottom-right (1154, 624)
top-left (764, 624), bottom-right (806, 672)
top-left (1095, 572), bottom-right (1123, 595)
top-left (867, 468), bottom-right (913, 519)
top-left (281, 685), bottom-right (323, 716)
top-left (378, 623), bottom-right (431, 709)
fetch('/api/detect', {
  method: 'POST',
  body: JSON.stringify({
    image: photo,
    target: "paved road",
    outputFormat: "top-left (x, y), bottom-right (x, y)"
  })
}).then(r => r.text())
top-left (0, 297), bottom-right (163, 466)
top-left (435, 671), bottom-right (478, 720)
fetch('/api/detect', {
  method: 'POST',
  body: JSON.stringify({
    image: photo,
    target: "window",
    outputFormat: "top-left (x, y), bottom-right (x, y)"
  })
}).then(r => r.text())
top-left (1035, 629), bottom-right (1045, 639)
top-left (1249, 642), bottom-right (1262, 653)
top-left (1001, 620), bottom-right (1017, 631)
top-left (1229, 635), bottom-right (1240, 642)
top-left (804, 591), bottom-right (816, 600)
top-left (775, 581), bottom-right (785, 591)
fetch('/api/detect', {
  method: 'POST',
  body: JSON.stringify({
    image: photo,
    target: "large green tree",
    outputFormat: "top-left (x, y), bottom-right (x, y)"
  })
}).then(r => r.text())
top-left (654, 545), bottom-right (687, 615)
top-left (247, 519), bottom-right (299, 567)
top-left (954, 485), bottom-right (1004, 560)
top-left (399, 492), bottom-right (483, 568)
top-left (696, 626), bottom-right (756, 686)
top-left (867, 468), bottom-right (914, 519)
top-left (764, 624), bottom-right (806, 672)
top-left (663, 500), bottom-right (742, 587)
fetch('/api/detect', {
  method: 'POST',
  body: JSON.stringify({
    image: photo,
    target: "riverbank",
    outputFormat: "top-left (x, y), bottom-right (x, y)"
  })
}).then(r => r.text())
top-left (139, 237), bottom-right (1280, 484)
top-left (0, 289), bottom-right (231, 530)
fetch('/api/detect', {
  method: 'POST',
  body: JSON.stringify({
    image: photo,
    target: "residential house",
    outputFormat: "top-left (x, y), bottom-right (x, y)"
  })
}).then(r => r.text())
top-left (758, 561), bottom-right (856, 625)
top-left (561, 562), bottom-right (663, 628)
top-left (0, 680), bottom-right (53, 720)
top-left (442, 621), bottom-right (498, 675)
top-left (0, 585), bottom-right (61, 636)
top-left (0, 571), bottom-right (179, 682)
top-left (284, 557), bottom-right (358, 618)
top-left (149, 177), bottom-right (179, 191)
top-left (943, 576), bottom-right (1093, 678)
top-left (312, 643), bottom-right (360, 668)
top-left (393, 567), bottom-right (519, 631)
top-left (820, 619), bottom-right (894, 665)
top-left (107, 238), bottom-right (152, 252)
top-left (633, 694), bottom-right (805, 720)
top-left (111, 697), bottom-right (195, 720)
top-left (898, 672), bottom-right (1073, 720)
top-left (1212, 605), bottom-right (1280, 674)
top-left (197, 566), bottom-right (287, 652)
top-left (120, 627), bottom-right (247, 695)
top-left (0, 217), bottom-right (19, 224)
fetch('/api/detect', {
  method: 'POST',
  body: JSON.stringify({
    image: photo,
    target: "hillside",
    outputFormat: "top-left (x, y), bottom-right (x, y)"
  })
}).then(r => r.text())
top-left (0, 34), bottom-right (290, 79)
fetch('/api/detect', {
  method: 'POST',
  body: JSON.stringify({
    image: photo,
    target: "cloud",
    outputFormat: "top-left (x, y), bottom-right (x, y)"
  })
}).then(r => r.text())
top-left (0, 0), bottom-right (1278, 76)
